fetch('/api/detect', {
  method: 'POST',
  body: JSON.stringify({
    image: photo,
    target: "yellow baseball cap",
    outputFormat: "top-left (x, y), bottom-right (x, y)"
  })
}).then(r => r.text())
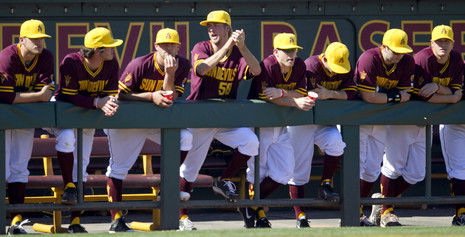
top-left (84, 27), bottom-right (123, 48)
top-left (273, 33), bottom-right (303, 50)
top-left (382, 29), bottom-right (413, 54)
top-left (200, 10), bottom-right (231, 27)
top-left (20, 19), bottom-right (51, 38)
top-left (324, 42), bottom-right (351, 74)
top-left (431, 25), bottom-right (454, 42)
top-left (155, 28), bottom-right (181, 45)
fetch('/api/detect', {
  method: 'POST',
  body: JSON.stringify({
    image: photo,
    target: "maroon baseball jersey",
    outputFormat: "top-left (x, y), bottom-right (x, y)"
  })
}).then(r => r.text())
top-left (188, 41), bottom-right (252, 100)
top-left (305, 55), bottom-right (357, 100)
top-left (355, 47), bottom-right (414, 93)
top-left (118, 52), bottom-right (190, 96)
top-left (0, 44), bottom-right (54, 104)
top-left (248, 54), bottom-right (307, 100)
top-left (55, 52), bottom-right (119, 109)
top-left (412, 47), bottom-right (463, 100)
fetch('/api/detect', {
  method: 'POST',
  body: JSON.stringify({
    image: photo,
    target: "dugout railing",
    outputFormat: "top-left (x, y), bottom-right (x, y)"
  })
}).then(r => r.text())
top-left (2, 100), bottom-right (465, 233)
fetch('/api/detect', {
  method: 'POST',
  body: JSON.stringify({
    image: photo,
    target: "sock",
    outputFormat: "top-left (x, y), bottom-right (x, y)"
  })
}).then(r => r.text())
top-left (11, 214), bottom-right (22, 226)
top-left (180, 150), bottom-right (188, 164)
top-left (57, 151), bottom-right (74, 185)
top-left (259, 177), bottom-right (281, 199)
top-left (106, 177), bottom-right (123, 220)
top-left (71, 182), bottom-right (85, 222)
top-left (360, 179), bottom-right (375, 198)
top-left (114, 211), bottom-right (123, 220)
top-left (394, 176), bottom-right (412, 197)
top-left (221, 150), bottom-right (250, 179)
top-left (180, 215), bottom-right (188, 220)
top-left (289, 185), bottom-right (305, 219)
top-left (257, 208), bottom-right (266, 219)
top-left (179, 177), bottom-right (192, 218)
top-left (321, 154), bottom-right (341, 182)
top-left (380, 174), bottom-right (396, 213)
top-left (70, 217), bottom-right (80, 225)
top-left (451, 178), bottom-right (465, 216)
top-left (8, 182), bottom-right (26, 219)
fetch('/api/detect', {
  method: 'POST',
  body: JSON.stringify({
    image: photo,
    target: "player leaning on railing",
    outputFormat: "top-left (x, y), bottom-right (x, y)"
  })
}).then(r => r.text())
top-left (0, 19), bottom-right (54, 235)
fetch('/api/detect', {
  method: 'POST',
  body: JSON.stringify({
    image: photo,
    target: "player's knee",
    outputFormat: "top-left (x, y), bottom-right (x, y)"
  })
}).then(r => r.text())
top-left (55, 129), bottom-right (76, 153)
top-left (324, 140), bottom-right (346, 156)
top-left (180, 130), bottom-right (193, 151)
top-left (239, 134), bottom-right (259, 156)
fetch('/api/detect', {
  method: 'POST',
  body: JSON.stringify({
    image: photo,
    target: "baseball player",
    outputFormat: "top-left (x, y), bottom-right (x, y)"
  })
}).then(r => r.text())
top-left (243, 33), bottom-right (313, 228)
top-left (356, 29), bottom-right (415, 227)
top-left (288, 42), bottom-right (356, 228)
top-left (105, 28), bottom-right (195, 231)
top-left (180, 10), bottom-right (260, 211)
top-left (414, 25), bottom-right (464, 226)
top-left (0, 19), bottom-right (54, 235)
top-left (50, 27), bottom-right (122, 233)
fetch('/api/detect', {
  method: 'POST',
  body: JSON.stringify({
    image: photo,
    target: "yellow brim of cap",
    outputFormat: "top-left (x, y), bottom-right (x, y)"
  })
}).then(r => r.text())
top-left (432, 36), bottom-right (454, 42)
top-left (156, 41), bottom-right (181, 45)
top-left (200, 20), bottom-right (229, 26)
top-left (277, 45), bottom-right (303, 50)
top-left (102, 39), bottom-right (123, 47)
top-left (328, 62), bottom-right (351, 74)
top-left (26, 34), bottom-right (51, 39)
top-left (389, 45), bottom-right (413, 54)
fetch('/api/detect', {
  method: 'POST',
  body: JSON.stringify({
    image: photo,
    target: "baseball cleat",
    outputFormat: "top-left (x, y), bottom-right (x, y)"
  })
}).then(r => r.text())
top-left (380, 212), bottom-right (402, 227)
top-left (238, 207), bottom-right (256, 228)
top-left (68, 224), bottom-right (88, 233)
top-left (318, 181), bottom-right (340, 202)
top-left (109, 217), bottom-right (132, 233)
top-left (452, 213), bottom-right (465, 226)
top-left (7, 219), bottom-right (30, 235)
top-left (213, 179), bottom-right (239, 202)
top-left (255, 217), bottom-right (272, 228)
top-left (62, 187), bottom-right (77, 205)
top-left (179, 217), bottom-right (197, 231)
top-left (360, 214), bottom-right (375, 226)
top-left (369, 193), bottom-right (383, 226)
top-left (296, 216), bottom-right (310, 228)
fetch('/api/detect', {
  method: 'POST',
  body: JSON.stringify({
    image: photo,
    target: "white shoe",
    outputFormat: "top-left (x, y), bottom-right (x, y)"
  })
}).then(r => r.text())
top-left (179, 217), bottom-right (197, 231)
top-left (369, 193), bottom-right (382, 226)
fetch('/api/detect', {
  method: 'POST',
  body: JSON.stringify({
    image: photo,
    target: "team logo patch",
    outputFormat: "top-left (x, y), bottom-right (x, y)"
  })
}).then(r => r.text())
top-left (38, 25), bottom-right (43, 33)
top-left (360, 71), bottom-right (367, 80)
top-left (289, 37), bottom-right (294, 43)
top-left (0, 73), bottom-right (6, 83)
top-left (166, 33), bottom-right (172, 40)
top-left (410, 74), bottom-right (414, 82)
top-left (442, 27), bottom-right (447, 34)
top-left (310, 78), bottom-right (316, 88)
top-left (64, 75), bottom-right (71, 87)
top-left (417, 76), bottom-right (424, 86)
top-left (261, 81), bottom-right (267, 90)
top-left (124, 73), bottom-right (132, 83)
top-left (339, 58), bottom-right (344, 64)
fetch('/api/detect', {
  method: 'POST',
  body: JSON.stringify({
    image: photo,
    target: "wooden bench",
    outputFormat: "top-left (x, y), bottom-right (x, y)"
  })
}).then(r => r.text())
top-left (25, 135), bottom-right (213, 233)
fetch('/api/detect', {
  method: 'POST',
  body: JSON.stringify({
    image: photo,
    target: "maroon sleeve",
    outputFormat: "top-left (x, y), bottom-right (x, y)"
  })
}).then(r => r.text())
top-left (355, 52), bottom-right (378, 93)
top-left (294, 59), bottom-right (307, 96)
top-left (449, 52), bottom-right (464, 92)
top-left (0, 72), bottom-right (15, 104)
top-left (305, 58), bottom-right (318, 91)
top-left (33, 50), bottom-right (55, 92)
top-left (118, 57), bottom-right (143, 94)
top-left (396, 56), bottom-right (414, 90)
top-left (174, 58), bottom-right (191, 96)
top-left (340, 70), bottom-right (357, 100)
top-left (191, 42), bottom-right (211, 77)
top-left (58, 57), bottom-right (95, 109)
top-left (102, 59), bottom-right (119, 96)
top-left (247, 62), bottom-right (269, 100)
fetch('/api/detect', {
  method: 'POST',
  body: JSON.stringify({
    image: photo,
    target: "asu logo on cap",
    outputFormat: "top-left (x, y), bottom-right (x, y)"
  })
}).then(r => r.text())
top-left (20, 19), bottom-right (51, 39)
top-left (155, 28), bottom-right (181, 45)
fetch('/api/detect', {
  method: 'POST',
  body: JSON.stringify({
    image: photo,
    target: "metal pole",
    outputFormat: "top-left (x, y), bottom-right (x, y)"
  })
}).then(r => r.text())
top-left (160, 128), bottom-right (180, 230)
top-left (77, 128), bottom-right (83, 203)
top-left (0, 129), bottom-right (6, 234)
top-left (340, 125), bottom-right (360, 226)
top-left (425, 125), bottom-right (432, 198)
top-left (253, 128), bottom-right (260, 201)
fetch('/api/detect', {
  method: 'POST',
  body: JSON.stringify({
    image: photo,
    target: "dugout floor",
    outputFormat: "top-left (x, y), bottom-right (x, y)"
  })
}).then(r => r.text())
top-left (12, 206), bottom-right (458, 233)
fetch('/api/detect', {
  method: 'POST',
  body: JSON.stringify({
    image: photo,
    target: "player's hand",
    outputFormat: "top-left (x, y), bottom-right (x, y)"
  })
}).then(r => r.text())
top-left (98, 96), bottom-right (119, 117)
top-left (164, 55), bottom-right (178, 76)
top-left (294, 97), bottom-right (315, 111)
top-left (313, 85), bottom-right (331, 100)
top-left (231, 29), bottom-right (245, 49)
top-left (453, 89), bottom-right (463, 103)
top-left (419, 83), bottom-right (439, 98)
top-left (400, 87), bottom-right (411, 102)
top-left (151, 91), bottom-right (173, 107)
top-left (264, 87), bottom-right (284, 100)
top-left (38, 84), bottom-right (53, 101)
